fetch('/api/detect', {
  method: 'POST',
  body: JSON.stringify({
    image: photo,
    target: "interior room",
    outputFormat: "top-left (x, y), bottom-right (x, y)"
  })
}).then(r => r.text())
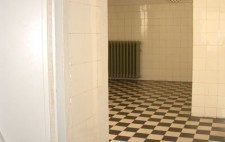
top-left (108, 0), bottom-right (225, 142)
top-left (1, 0), bottom-right (225, 142)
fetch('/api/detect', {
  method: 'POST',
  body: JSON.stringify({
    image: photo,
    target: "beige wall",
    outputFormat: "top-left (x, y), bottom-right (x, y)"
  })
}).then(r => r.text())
top-left (108, 0), bottom-right (193, 82)
top-left (192, 0), bottom-right (225, 118)
top-left (63, 0), bottom-right (108, 141)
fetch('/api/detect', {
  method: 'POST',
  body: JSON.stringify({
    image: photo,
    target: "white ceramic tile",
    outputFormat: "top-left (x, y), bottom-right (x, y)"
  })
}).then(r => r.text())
top-left (193, 70), bottom-right (206, 83)
top-left (87, 116), bottom-right (100, 142)
top-left (71, 122), bottom-right (88, 142)
top-left (193, 0), bottom-right (225, 118)
top-left (68, 34), bottom-right (97, 65)
top-left (205, 70), bottom-right (218, 84)
top-left (193, 0), bottom-right (206, 8)
top-left (71, 89), bottom-right (98, 126)
top-left (218, 84), bottom-right (225, 96)
top-left (205, 96), bottom-right (218, 108)
top-left (64, 0), bottom-right (108, 141)
top-left (194, 8), bottom-right (207, 20)
top-left (207, 33), bottom-right (220, 45)
top-left (192, 83), bottom-right (207, 95)
top-left (194, 31), bottom-right (207, 45)
top-left (206, 20), bottom-right (219, 33)
top-left (192, 95), bottom-right (205, 107)
top-left (217, 108), bottom-right (225, 118)
top-left (218, 71), bottom-right (225, 84)
top-left (220, 9), bottom-right (225, 20)
top-left (205, 107), bottom-right (217, 117)
top-left (70, 63), bottom-right (97, 96)
top-left (206, 0), bottom-right (220, 8)
top-left (67, 2), bottom-right (97, 34)
top-left (217, 96), bottom-right (225, 108)
top-left (207, 84), bottom-right (218, 96)
top-left (193, 58), bottom-right (206, 71)
top-left (192, 107), bottom-right (205, 117)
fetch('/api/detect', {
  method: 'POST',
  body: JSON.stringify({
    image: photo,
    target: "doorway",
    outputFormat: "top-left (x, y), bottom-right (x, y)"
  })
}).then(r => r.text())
top-left (108, 0), bottom-right (194, 141)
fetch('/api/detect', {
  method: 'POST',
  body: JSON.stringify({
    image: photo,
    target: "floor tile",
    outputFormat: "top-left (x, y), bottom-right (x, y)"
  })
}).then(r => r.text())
top-left (109, 80), bottom-right (225, 142)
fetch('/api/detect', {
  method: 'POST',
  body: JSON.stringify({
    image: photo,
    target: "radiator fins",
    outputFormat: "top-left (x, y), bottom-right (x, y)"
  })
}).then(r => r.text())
top-left (108, 41), bottom-right (141, 79)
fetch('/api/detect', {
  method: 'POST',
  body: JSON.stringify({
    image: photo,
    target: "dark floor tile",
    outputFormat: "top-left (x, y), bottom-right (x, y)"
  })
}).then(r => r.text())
top-left (210, 136), bottom-right (225, 142)
top-left (140, 114), bottom-right (152, 118)
top-left (184, 125), bottom-right (198, 129)
top-left (180, 133), bottom-right (195, 138)
top-left (151, 130), bottom-right (166, 135)
top-left (124, 116), bottom-right (137, 120)
top-left (196, 130), bottom-right (210, 135)
top-left (158, 122), bottom-right (171, 127)
top-left (148, 118), bottom-right (161, 122)
top-left (174, 120), bottom-right (186, 124)
top-left (214, 119), bottom-right (225, 123)
top-left (145, 139), bottom-right (160, 142)
top-left (199, 122), bottom-right (212, 126)
top-left (132, 110), bottom-right (143, 113)
top-left (109, 130), bottom-right (121, 135)
top-left (178, 113), bottom-right (191, 117)
top-left (114, 136), bottom-right (130, 141)
top-left (142, 125), bottom-right (156, 130)
top-left (163, 116), bottom-right (176, 120)
top-left (110, 118), bottom-right (121, 122)
top-left (193, 139), bottom-right (209, 142)
top-left (189, 117), bottom-right (201, 122)
top-left (212, 127), bottom-right (225, 132)
top-left (124, 127), bottom-right (139, 132)
top-left (162, 136), bottom-right (178, 141)
top-left (117, 112), bottom-right (130, 115)
top-left (154, 112), bottom-right (166, 115)
top-left (168, 127), bottom-right (183, 132)
top-left (132, 120), bottom-right (146, 124)
top-left (133, 133), bottom-right (149, 138)
top-left (116, 122), bottom-right (130, 127)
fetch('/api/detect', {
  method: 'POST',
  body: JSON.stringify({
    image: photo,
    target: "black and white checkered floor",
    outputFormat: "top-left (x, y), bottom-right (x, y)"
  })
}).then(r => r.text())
top-left (109, 80), bottom-right (225, 142)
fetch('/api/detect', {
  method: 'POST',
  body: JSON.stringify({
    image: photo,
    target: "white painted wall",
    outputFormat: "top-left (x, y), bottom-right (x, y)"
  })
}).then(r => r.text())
top-left (63, 0), bottom-right (109, 141)
top-left (0, 0), bottom-right (51, 141)
top-left (192, 0), bottom-right (225, 118)
top-left (108, 0), bottom-right (193, 82)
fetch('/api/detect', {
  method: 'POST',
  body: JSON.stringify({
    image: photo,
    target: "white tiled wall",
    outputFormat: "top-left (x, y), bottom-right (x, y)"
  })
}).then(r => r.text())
top-left (64, 0), bottom-right (108, 141)
top-left (108, 0), bottom-right (193, 82)
top-left (192, 0), bottom-right (225, 118)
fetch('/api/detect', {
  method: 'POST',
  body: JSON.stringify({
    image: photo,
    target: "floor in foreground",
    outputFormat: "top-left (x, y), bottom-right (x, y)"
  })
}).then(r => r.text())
top-left (109, 80), bottom-right (225, 142)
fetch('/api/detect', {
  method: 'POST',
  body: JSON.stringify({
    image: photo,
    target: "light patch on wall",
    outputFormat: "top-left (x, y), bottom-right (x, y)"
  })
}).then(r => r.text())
top-left (140, 5), bottom-right (148, 37)
top-left (26, 20), bottom-right (43, 62)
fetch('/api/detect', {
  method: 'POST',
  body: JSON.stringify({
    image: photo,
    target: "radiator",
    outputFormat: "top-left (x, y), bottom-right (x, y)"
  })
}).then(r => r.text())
top-left (108, 41), bottom-right (141, 79)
